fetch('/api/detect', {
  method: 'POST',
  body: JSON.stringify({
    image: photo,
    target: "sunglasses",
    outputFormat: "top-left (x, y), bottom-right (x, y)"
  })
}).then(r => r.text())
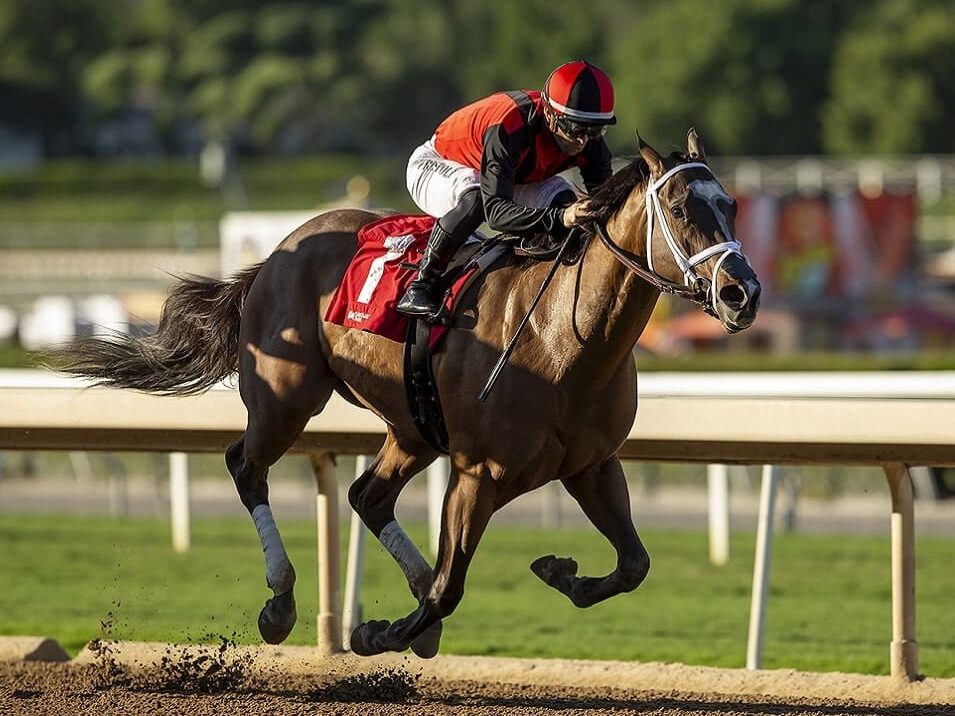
top-left (555, 117), bottom-right (607, 140)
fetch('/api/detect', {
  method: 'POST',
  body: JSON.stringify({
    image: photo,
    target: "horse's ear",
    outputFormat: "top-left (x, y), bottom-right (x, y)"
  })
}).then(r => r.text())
top-left (687, 127), bottom-right (707, 162)
top-left (636, 130), bottom-right (665, 176)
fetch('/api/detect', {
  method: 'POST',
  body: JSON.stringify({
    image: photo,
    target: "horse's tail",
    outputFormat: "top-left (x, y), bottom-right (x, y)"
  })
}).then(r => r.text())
top-left (56, 264), bottom-right (263, 395)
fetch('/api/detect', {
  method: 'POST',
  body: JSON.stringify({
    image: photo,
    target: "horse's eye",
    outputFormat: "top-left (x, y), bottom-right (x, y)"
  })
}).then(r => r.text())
top-left (671, 206), bottom-right (686, 220)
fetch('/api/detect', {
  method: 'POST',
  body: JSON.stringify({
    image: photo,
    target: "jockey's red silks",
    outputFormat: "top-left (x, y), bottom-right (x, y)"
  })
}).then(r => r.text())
top-left (324, 214), bottom-right (476, 348)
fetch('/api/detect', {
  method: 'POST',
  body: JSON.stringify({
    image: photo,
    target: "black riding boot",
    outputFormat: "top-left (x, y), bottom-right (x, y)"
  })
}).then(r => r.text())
top-left (396, 222), bottom-right (461, 318)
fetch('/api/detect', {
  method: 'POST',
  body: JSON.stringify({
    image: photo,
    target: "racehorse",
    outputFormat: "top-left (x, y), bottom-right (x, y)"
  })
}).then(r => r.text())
top-left (56, 129), bottom-right (760, 658)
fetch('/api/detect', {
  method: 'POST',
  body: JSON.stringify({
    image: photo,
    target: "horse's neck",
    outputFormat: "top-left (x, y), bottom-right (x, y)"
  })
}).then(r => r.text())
top-left (562, 190), bottom-right (659, 373)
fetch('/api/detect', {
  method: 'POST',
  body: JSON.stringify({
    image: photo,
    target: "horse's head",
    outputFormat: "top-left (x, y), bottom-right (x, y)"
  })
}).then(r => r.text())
top-left (634, 129), bottom-right (760, 333)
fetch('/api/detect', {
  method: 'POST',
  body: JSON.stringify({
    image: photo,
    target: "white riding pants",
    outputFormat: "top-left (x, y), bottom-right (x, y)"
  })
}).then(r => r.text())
top-left (406, 138), bottom-right (574, 219)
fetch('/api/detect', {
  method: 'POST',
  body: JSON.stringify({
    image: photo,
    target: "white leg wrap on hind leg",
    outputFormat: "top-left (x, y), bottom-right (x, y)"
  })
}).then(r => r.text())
top-left (380, 520), bottom-right (433, 600)
top-left (252, 504), bottom-right (294, 594)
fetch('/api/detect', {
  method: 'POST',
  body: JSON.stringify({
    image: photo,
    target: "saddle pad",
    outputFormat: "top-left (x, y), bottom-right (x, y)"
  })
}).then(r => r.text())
top-left (324, 214), bottom-right (481, 346)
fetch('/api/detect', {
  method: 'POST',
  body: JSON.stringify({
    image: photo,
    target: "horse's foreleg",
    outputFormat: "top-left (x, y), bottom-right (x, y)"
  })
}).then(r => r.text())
top-left (531, 456), bottom-right (650, 608)
top-left (350, 462), bottom-right (496, 656)
top-left (347, 438), bottom-right (443, 657)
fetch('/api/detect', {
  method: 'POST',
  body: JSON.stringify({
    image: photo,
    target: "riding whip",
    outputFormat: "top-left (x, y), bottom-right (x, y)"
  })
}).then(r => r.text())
top-left (477, 228), bottom-right (578, 402)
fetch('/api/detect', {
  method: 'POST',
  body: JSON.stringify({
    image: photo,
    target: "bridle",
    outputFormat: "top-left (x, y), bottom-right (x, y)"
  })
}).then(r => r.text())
top-left (595, 161), bottom-right (743, 317)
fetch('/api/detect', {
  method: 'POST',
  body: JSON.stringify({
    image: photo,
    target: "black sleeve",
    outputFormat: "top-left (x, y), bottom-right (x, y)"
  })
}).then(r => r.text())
top-left (579, 137), bottom-right (613, 194)
top-left (480, 125), bottom-right (569, 237)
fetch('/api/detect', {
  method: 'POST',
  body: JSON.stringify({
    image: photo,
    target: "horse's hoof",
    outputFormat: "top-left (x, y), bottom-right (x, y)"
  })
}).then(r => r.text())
top-left (258, 591), bottom-right (297, 645)
top-left (349, 619), bottom-right (390, 657)
top-left (530, 555), bottom-right (578, 587)
top-left (410, 619), bottom-right (443, 659)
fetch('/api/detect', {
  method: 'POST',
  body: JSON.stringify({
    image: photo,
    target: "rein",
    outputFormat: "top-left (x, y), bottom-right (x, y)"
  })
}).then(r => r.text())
top-left (593, 161), bottom-right (743, 317)
top-left (594, 223), bottom-right (700, 301)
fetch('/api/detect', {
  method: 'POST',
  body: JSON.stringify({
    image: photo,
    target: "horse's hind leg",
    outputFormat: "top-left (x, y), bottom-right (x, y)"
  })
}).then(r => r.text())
top-left (531, 456), bottom-right (650, 608)
top-left (227, 327), bottom-right (335, 645)
top-left (350, 459), bottom-right (497, 656)
top-left (348, 435), bottom-right (444, 657)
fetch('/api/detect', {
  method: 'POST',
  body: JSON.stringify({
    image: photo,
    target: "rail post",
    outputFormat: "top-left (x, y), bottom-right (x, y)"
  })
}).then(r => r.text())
top-left (310, 452), bottom-right (343, 654)
top-left (885, 462), bottom-right (919, 681)
top-left (169, 452), bottom-right (191, 553)
top-left (707, 464), bottom-right (730, 566)
top-left (342, 455), bottom-right (370, 650)
top-left (746, 465), bottom-right (778, 670)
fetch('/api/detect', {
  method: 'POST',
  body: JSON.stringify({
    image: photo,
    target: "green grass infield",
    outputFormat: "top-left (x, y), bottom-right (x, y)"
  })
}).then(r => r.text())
top-left (1, 514), bottom-right (953, 676)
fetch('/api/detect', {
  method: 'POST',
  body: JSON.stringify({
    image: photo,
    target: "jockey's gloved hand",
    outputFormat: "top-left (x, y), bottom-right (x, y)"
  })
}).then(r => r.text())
top-left (562, 199), bottom-right (597, 228)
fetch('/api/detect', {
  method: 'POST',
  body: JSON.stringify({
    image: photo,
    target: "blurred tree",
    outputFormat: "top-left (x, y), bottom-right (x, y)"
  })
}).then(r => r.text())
top-left (179, 9), bottom-right (257, 143)
top-left (6, 0), bottom-right (954, 158)
top-left (84, 2), bottom-right (364, 154)
top-left (823, 0), bottom-right (955, 154)
top-left (163, 0), bottom-right (269, 22)
top-left (610, 0), bottom-right (863, 156)
top-left (82, 0), bottom-right (193, 151)
top-left (0, 0), bottom-right (117, 153)
top-left (461, 0), bottom-right (611, 95)
top-left (350, 0), bottom-right (459, 152)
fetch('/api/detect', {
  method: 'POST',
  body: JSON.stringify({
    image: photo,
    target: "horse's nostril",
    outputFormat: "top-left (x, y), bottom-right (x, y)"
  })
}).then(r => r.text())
top-left (719, 284), bottom-right (747, 309)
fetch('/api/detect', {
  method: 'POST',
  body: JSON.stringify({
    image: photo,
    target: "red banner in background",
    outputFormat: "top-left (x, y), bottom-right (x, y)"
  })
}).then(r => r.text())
top-left (643, 188), bottom-right (931, 355)
top-left (735, 190), bottom-right (918, 303)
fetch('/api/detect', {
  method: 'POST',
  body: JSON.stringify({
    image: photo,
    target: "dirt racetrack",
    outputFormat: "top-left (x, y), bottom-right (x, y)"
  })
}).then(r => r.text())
top-left (3, 640), bottom-right (955, 716)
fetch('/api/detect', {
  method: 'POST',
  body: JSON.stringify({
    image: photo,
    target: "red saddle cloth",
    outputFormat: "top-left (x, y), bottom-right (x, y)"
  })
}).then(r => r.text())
top-left (324, 214), bottom-right (476, 346)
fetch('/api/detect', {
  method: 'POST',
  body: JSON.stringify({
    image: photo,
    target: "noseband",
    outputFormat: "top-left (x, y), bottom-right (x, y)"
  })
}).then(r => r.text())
top-left (595, 161), bottom-right (743, 317)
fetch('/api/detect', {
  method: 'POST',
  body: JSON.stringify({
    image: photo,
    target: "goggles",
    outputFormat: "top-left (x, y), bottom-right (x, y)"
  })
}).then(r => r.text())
top-left (555, 116), bottom-right (607, 140)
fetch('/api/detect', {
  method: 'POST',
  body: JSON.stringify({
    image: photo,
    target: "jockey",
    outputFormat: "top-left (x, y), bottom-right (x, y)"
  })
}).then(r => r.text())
top-left (397, 60), bottom-right (617, 318)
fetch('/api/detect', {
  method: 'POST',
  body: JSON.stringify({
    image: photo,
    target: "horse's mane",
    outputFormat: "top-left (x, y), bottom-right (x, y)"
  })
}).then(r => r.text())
top-left (587, 157), bottom-right (649, 225)
top-left (587, 152), bottom-right (688, 225)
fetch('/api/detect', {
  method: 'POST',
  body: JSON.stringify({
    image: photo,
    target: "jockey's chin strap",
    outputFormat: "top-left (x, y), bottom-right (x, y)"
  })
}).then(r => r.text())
top-left (595, 161), bottom-right (743, 317)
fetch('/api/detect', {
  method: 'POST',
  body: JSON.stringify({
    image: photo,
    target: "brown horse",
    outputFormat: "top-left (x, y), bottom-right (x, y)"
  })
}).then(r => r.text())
top-left (57, 129), bottom-right (759, 658)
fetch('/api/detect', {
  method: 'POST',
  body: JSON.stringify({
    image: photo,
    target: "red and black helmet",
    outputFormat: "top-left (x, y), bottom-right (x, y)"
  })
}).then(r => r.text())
top-left (542, 60), bottom-right (616, 126)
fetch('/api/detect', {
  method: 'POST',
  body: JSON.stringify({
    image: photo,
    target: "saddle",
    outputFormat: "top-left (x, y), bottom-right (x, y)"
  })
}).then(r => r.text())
top-left (509, 231), bottom-right (586, 263)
